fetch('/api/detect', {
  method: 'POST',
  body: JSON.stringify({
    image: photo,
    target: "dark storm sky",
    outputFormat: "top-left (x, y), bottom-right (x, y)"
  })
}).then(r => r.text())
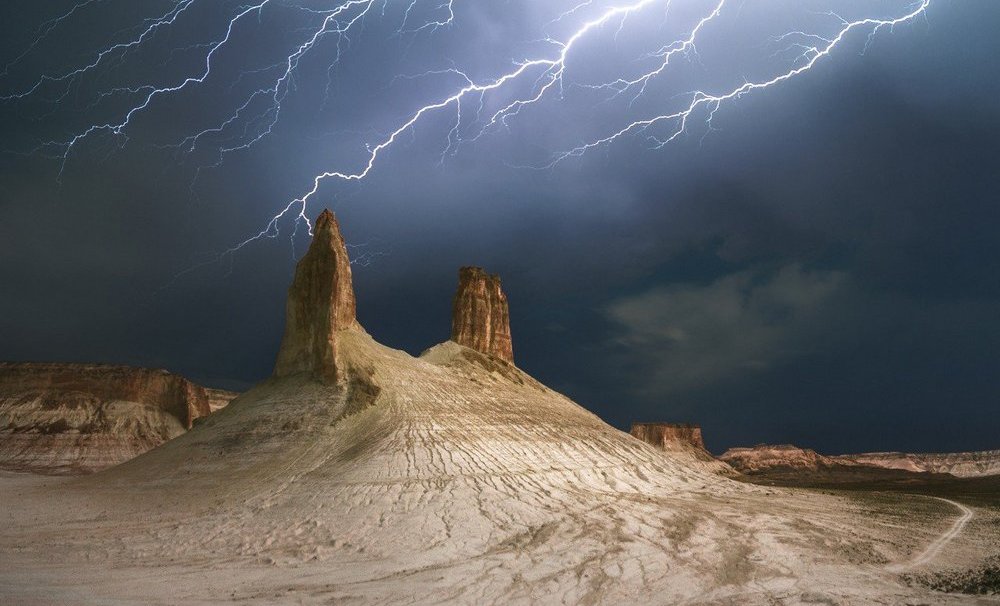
top-left (1, 0), bottom-right (998, 455)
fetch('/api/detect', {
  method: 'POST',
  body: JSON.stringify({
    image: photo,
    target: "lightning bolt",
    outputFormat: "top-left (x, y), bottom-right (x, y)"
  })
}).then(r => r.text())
top-left (3, 0), bottom-right (936, 270)
top-left (0, 0), bottom-right (107, 80)
top-left (5, 0), bottom-right (456, 180)
top-left (2, 0), bottom-right (199, 102)
top-left (9, 0), bottom-right (267, 179)
top-left (171, 0), bottom-right (383, 161)
top-left (250, 0), bottom-right (932, 253)
top-left (543, 0), bottom-right (934, 166)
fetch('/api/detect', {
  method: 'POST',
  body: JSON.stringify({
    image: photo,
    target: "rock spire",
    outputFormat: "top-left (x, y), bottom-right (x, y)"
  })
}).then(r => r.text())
top-left (450, 266), bottom-right (514, 363)
top-left (273, 209), bottom-right (356, 382)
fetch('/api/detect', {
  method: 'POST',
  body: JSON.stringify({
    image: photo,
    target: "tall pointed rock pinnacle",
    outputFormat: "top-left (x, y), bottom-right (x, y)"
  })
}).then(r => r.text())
top-left (451, 267), bottom-right (514, 363)
top-left (273, 210), bottom-right (356, 382)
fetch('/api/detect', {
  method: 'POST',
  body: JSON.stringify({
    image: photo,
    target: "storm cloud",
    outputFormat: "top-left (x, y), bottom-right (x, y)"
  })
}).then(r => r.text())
top-left (1, 0), bottom-right (999, 454)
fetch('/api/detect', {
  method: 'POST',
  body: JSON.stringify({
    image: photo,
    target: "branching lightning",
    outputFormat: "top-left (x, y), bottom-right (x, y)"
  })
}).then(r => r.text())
top-left (542, 0), bottom-right (933, 165)
top-left (1, 0), bottom-right (935, 270)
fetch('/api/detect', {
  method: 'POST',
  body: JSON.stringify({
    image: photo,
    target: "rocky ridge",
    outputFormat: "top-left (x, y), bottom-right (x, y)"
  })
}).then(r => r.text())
top-left (834, 450), bottom-right (1000, 478)
top-left (0, 362), bottom-right (235, 474)
top-left (719, 444), bottom-right (837, 473)
top-left (720, 444), bottom-right (1000, 479)
top-left (205, 388), bottom-right (239, 413)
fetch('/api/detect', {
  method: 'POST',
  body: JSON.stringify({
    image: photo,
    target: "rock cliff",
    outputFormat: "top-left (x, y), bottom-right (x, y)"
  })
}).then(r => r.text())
top-left (0, 362), bottom-right (234, 474)
top-left (273, 209), bottom-right (357, 382)
top-left (719, 444), bottom-right (835, 473)
top-left (833, 450), bottom-right (1000, 478)
top-left (450, 266), bottom-right (513, 363)
top-left (720, 443), bottom-right (1000, 479)
top-left (629, 422), bottom-right (734, 472)
top-left (630, 422), bottom-right (706, 451)
top-left (205, 387), bottom-right (239, 413)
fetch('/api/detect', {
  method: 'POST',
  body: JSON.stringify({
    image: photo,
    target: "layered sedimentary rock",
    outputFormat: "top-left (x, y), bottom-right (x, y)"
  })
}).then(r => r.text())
top-left (833, 450), bottom-right (1000, 478)
top-left (450, 266), bottom-right (513, 363)
top-left (273, 209), bottom-right (357, 382)
top-left (205, 387), bottom-right (239, 413)
top-left (631, 422), bottom-right (707, 451)
top-left (720, 444), bottom-right (835, 473)
top-left (629, 423), bottom-right (733, 472)
top-left (0, 362), bottom-right (229, 474)
top-left (720, 444), bottom-right (1000, 479)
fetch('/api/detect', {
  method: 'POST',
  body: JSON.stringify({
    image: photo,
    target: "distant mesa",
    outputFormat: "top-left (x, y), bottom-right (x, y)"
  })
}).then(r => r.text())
top-left (719, 443), bottom-right (1000, 481)
top-left (0, 362), bottom-right (237, 474)
top-left (630, 422), bottom-right (706, 452)
top-left (629, 422), bottom-right (735, 474)
top-left (834, 450), bottom-right (1000, 478)
top-left (451, 266), bottom-right (514, 363)
top-left (719, 444), bottom-right (833, 474)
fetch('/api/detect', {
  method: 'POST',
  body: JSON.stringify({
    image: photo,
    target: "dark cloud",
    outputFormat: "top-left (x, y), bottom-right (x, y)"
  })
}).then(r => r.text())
top-left (606, 265), bottom-right (850, 394)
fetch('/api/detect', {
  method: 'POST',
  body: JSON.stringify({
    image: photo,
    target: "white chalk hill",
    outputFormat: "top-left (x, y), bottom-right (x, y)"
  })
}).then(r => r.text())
top-left (105, 210), bottom-right (724, 553)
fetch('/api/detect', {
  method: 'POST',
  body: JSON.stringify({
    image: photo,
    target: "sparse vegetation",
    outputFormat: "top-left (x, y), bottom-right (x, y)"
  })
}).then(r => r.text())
top-left (903, 556), bottom-right (1000, 595)
top-left (38, 418), bottom-right (73, 434)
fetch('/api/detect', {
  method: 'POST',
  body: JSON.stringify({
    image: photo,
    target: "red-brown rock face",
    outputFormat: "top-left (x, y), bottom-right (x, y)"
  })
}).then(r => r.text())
top-left (273, 209), bottom-right (357, 382)
top-left (450, 267), bottom-right (513, 363)
top-left (630, 423), bottom-right (707, 452)
top-left (628, 422), bottom-right (728, 469)
top-left (0, 362), bottom-right (234, 474)
top-left (718, 444), bottom-right (832, 473)
top-left (0, 362), bottom-right (213, 428)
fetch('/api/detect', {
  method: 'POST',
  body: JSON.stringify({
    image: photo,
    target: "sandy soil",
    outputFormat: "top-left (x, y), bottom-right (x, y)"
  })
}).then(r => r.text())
top-left (2, 331), bottom-right (997, 604)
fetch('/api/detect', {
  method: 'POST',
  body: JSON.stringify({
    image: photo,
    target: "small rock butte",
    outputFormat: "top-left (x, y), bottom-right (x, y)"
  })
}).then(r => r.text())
top-left (450, 266), bottom-right (514, 363)
top-left (630, 422), bottom-right (707, 452)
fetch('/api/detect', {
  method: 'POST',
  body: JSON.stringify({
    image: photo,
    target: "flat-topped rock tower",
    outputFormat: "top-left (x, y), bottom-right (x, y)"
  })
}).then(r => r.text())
top-left (630, 422), bottom-right (707, 452)
top-left (450, 266), bottom-right (513, 363)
